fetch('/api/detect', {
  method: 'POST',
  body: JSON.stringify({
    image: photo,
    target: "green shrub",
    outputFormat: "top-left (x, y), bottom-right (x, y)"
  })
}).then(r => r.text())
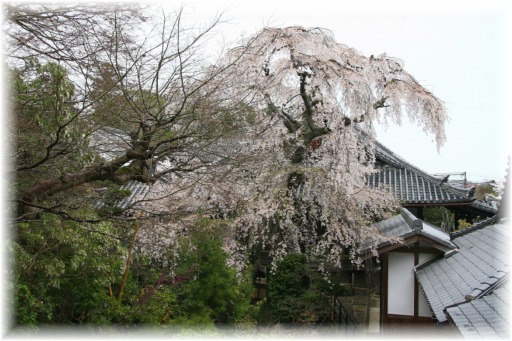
top-left (170, 221), bottom-right (255, 326)
top-left (264, 253), bottom-right (330, 324)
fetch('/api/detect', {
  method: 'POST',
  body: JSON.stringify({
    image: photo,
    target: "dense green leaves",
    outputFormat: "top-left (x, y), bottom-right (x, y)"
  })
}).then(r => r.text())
top-left (12, 214), bottom-right (126, 324)
top-left (263, 253), bottom-right (331, 325)
top-left (11, 216), bottom-right (257, 329)
top-left (13, 61), bottom-right (95, 175)
top-left (168, 221), bottom-right (255, 327)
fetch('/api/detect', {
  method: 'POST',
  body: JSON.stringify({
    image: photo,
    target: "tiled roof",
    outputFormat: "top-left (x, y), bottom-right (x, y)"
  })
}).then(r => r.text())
top-left (415, 220), bottom-right (510, 323)
top-left (94, 180), bottom-right (150, 211)
top-left (446, 286), bottom-right (510, 338)
top-left (366, 142), bottom-right (473, 205)
top-left (471, 199), bottom-right (499, 215)
top-left (360, 208), bottom-right (456, 253)
top-left (116, 180), bottom-right (151, 210)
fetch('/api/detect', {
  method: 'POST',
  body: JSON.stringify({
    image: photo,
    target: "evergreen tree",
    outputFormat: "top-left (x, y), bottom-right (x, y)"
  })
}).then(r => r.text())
top-left (170, 221), bottom-right (255, 326)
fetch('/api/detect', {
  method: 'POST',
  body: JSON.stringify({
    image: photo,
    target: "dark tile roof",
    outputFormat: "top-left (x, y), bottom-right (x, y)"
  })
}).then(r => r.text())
top-left (415, 220), bottom-right (509, 323)
top-left (366, 141), bottom-right (473, 205)
top-left (360, 208), bottom-right (456, 253)
top-left (446, 286), bottom-right (510, 338)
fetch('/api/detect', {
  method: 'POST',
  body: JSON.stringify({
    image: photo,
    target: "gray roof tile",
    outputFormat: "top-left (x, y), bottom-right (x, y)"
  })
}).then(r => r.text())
top-left (367, 142), bottom-right (473, 205)
top-left (416, 222), bottom-right (509, 326)
top-left (360, 208), bottom-right (456, 253)
top-left (446, 287), bottom-right (510, 338)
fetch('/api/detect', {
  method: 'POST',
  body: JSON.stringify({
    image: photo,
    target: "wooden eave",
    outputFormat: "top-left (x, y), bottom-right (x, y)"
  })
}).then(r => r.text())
top-left (360, 233), bottom-right (456, 261)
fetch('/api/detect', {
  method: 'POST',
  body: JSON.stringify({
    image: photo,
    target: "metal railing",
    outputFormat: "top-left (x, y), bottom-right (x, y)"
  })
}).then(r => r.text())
top-left (332, 295), bottom-right (359, 332)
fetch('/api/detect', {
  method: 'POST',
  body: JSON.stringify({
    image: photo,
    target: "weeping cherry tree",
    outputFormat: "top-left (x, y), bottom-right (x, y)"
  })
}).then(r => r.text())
top-left (216, 26), bottom-right (448, 270)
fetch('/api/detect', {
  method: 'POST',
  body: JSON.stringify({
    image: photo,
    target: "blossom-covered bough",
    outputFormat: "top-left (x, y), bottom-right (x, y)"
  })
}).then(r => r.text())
top-left (96, 25), bottom-right (447, 273)
top-left (211, 26), bottom-right (448, 271)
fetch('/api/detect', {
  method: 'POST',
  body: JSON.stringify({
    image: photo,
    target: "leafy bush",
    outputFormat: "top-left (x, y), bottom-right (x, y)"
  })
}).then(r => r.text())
top-left (12, 214), bottom-right (126, 325)
top-left (169, 221), bottom-right (255, 326)
top-left (263, 253), bottom-right (331, 325)
top-left (12, 213), bottom-right (257, 329)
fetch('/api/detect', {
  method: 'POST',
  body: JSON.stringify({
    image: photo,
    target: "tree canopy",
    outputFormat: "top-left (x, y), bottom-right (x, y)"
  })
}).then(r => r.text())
top-left (7, 4), bottom-right (258, 223)
top-left (220, 26), bottom-right (447, 268)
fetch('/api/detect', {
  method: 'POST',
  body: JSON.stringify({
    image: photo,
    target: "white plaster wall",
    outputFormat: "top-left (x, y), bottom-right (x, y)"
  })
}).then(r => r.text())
top-left (387, 252), bottom-right (414, 315)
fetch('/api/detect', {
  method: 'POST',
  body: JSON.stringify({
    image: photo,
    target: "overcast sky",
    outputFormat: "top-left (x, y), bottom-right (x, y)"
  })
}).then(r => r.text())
top-left (173, 0), bottom-right (511, 183)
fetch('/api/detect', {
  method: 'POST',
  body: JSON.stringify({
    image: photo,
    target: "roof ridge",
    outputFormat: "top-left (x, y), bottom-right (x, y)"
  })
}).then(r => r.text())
top-left (375, 141), bottom-right (436, 178)
top-left (400, 207), bottom-right (422, 231)
top-left (374, 140), bottom-right (404, 168)
top-left (471, 199), bottom-right (499, 214)
top-left (374, 140), bottom-right (472, 198)
top-left (450, 215), bottom-right (497, 239)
